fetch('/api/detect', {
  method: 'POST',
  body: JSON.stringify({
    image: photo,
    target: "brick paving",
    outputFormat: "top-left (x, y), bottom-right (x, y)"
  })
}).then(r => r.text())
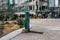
top-left (11, 19), bottom-right (60, 40)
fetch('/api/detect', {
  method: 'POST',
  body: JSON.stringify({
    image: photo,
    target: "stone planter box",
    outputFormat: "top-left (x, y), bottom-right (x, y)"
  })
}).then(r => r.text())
top-left (0, 24), bottom-right (4, 37)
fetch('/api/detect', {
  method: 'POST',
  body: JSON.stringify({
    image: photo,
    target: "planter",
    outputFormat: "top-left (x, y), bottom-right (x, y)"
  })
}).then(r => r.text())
top-left (0, 24), bottom-right (4, 37)
top-left (20, 25), bottom-right (24, 28)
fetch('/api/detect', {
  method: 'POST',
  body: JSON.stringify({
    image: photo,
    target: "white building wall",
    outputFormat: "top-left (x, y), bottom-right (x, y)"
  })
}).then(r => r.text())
top-left (14, 0), bottom-right (28, 4)
top-left (49, 0), bottom-right (59, 7)
top-left (55, 0), bottom-right (58, 7)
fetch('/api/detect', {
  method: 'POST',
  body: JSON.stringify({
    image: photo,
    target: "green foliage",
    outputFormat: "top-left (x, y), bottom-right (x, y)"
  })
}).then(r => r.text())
top-left (5, 22), bottom-right (9, 24)
top-left (17, 18), bottom-right (24, 26)
top-left (0, 15), bottom-right (4, 21)
top-left (11, 14), bottom-right (18, 20)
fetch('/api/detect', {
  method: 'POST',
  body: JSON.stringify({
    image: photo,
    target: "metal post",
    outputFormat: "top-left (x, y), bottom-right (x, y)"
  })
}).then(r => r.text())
top-left (25, 12), bottom-right (30, 31)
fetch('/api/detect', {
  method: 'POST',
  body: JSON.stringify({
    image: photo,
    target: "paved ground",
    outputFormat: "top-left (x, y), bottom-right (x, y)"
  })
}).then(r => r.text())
top-left (11, 19), bottom-right (60, 40)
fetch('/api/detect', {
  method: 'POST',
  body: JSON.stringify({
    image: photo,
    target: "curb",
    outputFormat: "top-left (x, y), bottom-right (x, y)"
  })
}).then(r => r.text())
top-left (0, 28), bottom-right (24, 40)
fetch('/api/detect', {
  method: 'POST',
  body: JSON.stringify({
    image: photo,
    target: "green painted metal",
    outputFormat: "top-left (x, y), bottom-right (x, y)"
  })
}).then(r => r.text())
top-left (25, 12), bottom-right (30, 31)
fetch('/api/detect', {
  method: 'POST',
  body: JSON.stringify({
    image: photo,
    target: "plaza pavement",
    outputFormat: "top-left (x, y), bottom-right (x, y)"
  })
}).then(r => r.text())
top-left (11, 19), bottom-right (60, 40)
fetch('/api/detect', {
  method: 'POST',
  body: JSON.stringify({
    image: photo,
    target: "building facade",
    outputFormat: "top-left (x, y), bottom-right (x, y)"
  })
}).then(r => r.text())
top-left (58, 0), bottom-right (60, 7)
top-left (15, 0), bottom-right (49, 17)
top-left (0, 0), bottom-right (8, 9)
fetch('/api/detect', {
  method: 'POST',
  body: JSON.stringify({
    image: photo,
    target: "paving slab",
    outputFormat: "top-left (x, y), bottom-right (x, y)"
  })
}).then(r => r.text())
top-left (11, 19), bottom-right (60, 40)
top-left (11, 33), bottom-right (46, 40)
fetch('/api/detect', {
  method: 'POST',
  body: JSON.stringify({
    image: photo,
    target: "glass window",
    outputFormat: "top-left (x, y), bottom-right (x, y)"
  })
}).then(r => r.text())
top-left (29, 0), bottom-right (32, 2)
top-left (39, 0), bottom-right (48, 1)
top-left (40, 6), bottom-right (47, 10)
top-left (29, 5), bottom-right (32, 10)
